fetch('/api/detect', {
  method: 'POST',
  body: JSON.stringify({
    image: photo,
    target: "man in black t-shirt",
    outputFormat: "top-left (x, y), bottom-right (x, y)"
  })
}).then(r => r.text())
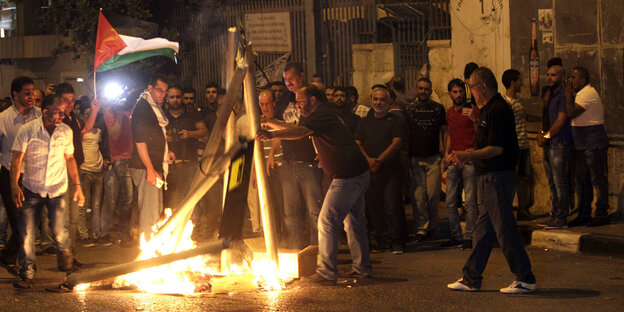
top-left (129, 75), bottom-right (176, 240)
top-left (259, 85), bottom-right (371, 285)
top-left (355, 85), bottom-right (406, 254)
top-left (266, 62), bottom-right (323, 249)
top-left (164, 86), bottom-right (207, 209)
top-left (403, 77), bottom-right (447, 241)
top-left (447, 67), bottom-right (536, 294)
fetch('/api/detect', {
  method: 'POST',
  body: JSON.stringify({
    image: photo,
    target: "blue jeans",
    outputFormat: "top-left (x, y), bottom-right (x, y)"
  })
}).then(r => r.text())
top-left (445, 162), bottom-right (477, 240)
top-left (462, 171), bottom-right (535, 288)
top-left (317, 171), bottom-right (371, 281)
top-left (0, 199), bottom-right (6, 244)
top-left (19, 188), bottom-right (71, 279)
top-left (410, 155), bottom-right (441, 233)
top-left (365, 166), bottom-right (405, 247)
top-left (80, 170), bottom-right (104, 238)
top-left (575, 146), bottom-right (610, 218)
top-left (547, 142), bottom-right (571, 220)
top-left (131, 168), bottom-right (163, 240)
top-left (279, 162), bottom-right (323, 249)
top-left (102, 159), bottom-right (134, 238)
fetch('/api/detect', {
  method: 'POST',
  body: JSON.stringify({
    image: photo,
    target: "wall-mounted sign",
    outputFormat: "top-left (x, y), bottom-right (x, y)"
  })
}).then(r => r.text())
top-left (538, 9), bottom-right (554, 44)
top-left (244, 12), bottom-right (292, 54)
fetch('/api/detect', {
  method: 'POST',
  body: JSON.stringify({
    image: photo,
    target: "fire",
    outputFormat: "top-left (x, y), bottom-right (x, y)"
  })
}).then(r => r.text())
top-left (77, 209), bottom-right (297, 294)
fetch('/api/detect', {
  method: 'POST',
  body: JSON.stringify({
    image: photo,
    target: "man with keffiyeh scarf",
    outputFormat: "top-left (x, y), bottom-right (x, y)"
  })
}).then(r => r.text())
top-left (129, 74), bottom-right (175, 241)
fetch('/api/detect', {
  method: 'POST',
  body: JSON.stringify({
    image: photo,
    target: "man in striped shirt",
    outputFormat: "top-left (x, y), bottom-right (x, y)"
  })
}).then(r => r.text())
top-left (502, 69), bottom-right (535, 221)
top-left (10, 93), bottom-right (84, 288)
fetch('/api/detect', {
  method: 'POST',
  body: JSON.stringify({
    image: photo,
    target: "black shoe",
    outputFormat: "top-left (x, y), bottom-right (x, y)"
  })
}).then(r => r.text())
top-left (413, 232), bottom-right (427, 242)
top-left (96, 236), bottom-right (113, 247)
top-left (370, 244), bottom-right (391, 254)
top-left (343, 269), bottom-right (371, 278)
top-left (588, 216), bottom-right (609, 227)
top-left (42, 245), bottom-right (57, 255)
top-left (541, 218), bottom-right (568, 230)
top-left (461, 239), bottom-right (473, 250)
top-left (569, 217), bottom-right (591, 227)
top-left (517, 210), bottom-right (536, 221)
top-left (0, 256), bottom-right (19, 277)
top-left (442, 238), bottom-right (463, 248)
top-left (80, 238), bottom-right (95, 248)
top-left (13, 277), bottom-right (34, 289)
top-left (391, 243), bottom-right (404, 255)
top-left (302, 273), bottom-right (337, 286)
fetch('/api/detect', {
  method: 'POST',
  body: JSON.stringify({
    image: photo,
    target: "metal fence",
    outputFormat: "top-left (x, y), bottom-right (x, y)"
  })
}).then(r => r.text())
top-left (172, 0), bottom-right (450, 102)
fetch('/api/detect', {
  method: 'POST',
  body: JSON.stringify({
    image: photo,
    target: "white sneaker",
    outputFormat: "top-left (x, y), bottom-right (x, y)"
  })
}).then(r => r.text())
top-left (447, 279), bottom-right (479, 292)
top-left (499, 281), bottom-right (536, 294)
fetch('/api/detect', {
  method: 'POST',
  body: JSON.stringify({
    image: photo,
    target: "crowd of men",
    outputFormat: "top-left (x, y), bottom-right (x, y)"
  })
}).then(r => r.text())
top-left (0, 58), bottom-right (610, 292)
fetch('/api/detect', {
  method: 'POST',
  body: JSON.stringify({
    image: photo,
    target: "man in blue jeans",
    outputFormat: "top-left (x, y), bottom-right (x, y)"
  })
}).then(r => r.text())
top-left (537, 65), bottom-right (573, 229)
top-left (259, 85), bottom-right (371, 285)
top-left (447, 67), bottom-right (536, 294)
top-left (443, 78), bottom-right (479, 250)
top-left (10, 94), bottom-right (85, 288)
top-left (565, 67), bottom-right (610, 227)
top-left (266, 62), bottom-right (323, 249)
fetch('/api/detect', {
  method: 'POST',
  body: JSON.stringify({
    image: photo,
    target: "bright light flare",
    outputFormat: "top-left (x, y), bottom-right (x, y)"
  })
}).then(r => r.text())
top-left (104, 82), bottom-right (124, 99)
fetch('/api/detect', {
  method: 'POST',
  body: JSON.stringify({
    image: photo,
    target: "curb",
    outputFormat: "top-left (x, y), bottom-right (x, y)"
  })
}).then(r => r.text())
top-left (528, 228), bottom-right (624, 256)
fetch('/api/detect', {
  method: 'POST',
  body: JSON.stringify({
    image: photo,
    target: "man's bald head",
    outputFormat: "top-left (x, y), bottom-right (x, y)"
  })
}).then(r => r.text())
top-left (547, 65), bottom-right (565, 88)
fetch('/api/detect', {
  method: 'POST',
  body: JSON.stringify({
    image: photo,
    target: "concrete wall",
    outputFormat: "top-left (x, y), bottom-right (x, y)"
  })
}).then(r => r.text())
top-left (507, 0), bottom-right (624, 216)
top-left (427, 40), bottom-right (453, 109)
top-left (0, 54), bottom-right (91, 99)
top-left (450, 0), bottom-right (510, 93)
top-left (351, 43), bottom-right (397, 108)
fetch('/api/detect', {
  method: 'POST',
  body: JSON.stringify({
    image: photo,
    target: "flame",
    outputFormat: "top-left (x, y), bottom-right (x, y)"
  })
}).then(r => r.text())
top-left (77, 208), bottom-right (297, 294)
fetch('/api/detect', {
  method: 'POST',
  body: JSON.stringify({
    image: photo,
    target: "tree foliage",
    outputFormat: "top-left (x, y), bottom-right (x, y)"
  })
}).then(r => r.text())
top-left (43, 0), bottom-right (152, 61)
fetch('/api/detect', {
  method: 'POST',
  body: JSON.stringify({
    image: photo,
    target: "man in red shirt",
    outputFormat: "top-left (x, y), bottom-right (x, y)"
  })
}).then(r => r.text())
top-left (101, 98), bottom-right (135, 246)
top-left (442, 79), bottom-right (479, 250)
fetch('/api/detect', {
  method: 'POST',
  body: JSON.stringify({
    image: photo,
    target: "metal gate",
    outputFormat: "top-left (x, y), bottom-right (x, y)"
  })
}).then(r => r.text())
top-left (172, 0), bottom-right (450, 102)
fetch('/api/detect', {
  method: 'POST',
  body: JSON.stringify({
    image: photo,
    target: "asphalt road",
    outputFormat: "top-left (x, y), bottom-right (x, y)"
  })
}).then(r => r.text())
top-left (1, 241), bottom-right (622, 312)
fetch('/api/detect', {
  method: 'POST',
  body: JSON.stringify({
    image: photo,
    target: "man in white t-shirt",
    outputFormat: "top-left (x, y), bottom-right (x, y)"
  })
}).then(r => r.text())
top-left (565, 66), bottom-right (610, 227)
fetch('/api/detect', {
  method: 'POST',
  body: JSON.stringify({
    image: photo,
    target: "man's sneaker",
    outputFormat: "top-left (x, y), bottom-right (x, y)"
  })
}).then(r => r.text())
top-left (391, 243), bottom-right (404, 255)
top-left (499, 281), bottom-right (536, 294)
top-left (442, 238), bottom-right (463, 248)
top-left (343, 269), bottom-right (371, 279)
top-left (371, 245), bottom-right (391, 253)
top-left (447, 279), bottom-right (479, 292)
top-left (13, 277), bottom-right (34, 289)
top-left (302, 273), bottom-right (337, 286)
top-left (517, 210), bottom-right (536, 221)
top-left (541, 218), bottom-right (568, 230)
top-left (0, 256), bottom-right (19, 277)
top-left (568, 217), bottom-right (591, 227)
top-left (80, 238), bottom-right (95, 248)
top-left (588, 216), bottom-right (609, 227)
top-left (461, 239), bottom-right (473, 250)
top-left (96, 236), bottom-right (113, 247)
top-left (537, 217), bottom-right (554, 227)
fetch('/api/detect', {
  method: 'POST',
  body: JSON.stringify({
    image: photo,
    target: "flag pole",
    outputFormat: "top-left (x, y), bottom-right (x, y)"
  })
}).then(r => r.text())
top-left (93, 71), bottom-right (97, 99)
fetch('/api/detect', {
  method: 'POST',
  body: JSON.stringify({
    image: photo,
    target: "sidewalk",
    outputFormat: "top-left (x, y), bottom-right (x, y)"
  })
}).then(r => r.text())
top-left (522, 219), bottom-right (624, 256)
top-left (425, 202), bottom-right (624, 257)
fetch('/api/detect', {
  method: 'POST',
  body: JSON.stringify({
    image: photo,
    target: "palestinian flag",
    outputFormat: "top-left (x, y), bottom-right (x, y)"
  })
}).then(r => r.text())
top-left (94, 12), bottom-right (179, 72)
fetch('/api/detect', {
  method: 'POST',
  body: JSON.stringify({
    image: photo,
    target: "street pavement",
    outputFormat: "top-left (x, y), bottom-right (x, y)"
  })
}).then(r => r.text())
top-left (1, 240), bottom-right (622, 312)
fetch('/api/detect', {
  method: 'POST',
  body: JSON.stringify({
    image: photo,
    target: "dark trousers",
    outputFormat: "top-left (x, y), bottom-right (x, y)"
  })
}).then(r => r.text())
top-left (0, 167), bottom-right (20, 263)
top-left (516, 148), bottom-right (534, 213)
top-left (365, 166), bottom-right (405, 247)
top-left (462, 171), bottom-right (536, 288)
top-left (575, 147), bottom-right (610, 218)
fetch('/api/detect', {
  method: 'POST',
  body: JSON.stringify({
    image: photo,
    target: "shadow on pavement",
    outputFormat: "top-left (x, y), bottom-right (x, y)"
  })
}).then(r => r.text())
top-left (525, 288), bottom-right (601, 299)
